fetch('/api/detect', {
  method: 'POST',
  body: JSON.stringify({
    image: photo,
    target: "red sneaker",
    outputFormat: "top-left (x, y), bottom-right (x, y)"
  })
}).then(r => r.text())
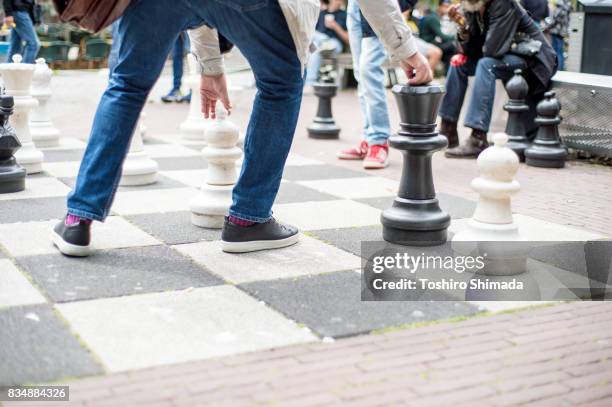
top-left (337, 140), bottom-right (369, 160)
top-left (363, 144), bottom-right (389, 169)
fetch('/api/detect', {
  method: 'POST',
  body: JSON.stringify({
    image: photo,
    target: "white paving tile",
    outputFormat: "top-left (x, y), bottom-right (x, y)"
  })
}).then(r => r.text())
top-left (0, 177), bottom-right (71, 201)
top-left (285, 153), bottom-right (324, 166)
top-left (273, 199), bottom-right (381, 230)
top-left (144, 144), bottom-right (202, 159)
top-left (298, 177), bottom-right (398, 199)
top-left (450, 214), bottom-right (608, 241)
top-left (0, 259), bottom-right (47, 307)
top-left (111, 187), bottom-right (197, 215)
top-left (56, 286), bottom-right (317, 372)
top-left (160, 170), bottom-right (207, 188)
top-left (43, 161), bottom-right (81, 178)
top-left (0, 217), bottom-right (160, 257)
top-left (41, 137), bottom-right (86, 150)
top-left (175, 234), bottom-right (360, 284)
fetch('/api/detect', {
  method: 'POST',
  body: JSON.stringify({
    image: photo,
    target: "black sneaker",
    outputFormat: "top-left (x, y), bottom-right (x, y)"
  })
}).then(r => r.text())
top-left (51, 218), bottom-right (92, 257)
top-left (221, 217), bottom-right (299, 253)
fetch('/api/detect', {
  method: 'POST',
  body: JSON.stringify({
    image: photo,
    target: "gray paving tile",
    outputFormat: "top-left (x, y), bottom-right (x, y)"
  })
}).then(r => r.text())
top-left (17, 245), bottom-right (223, 303)
top-left (155, 156), bottom-right (207, 171)
top-left (240, 271), bottom-right (479, 338)
top-left (183, 142), bottom-right (207, 151)
top-left (0, 304), bottom-right (102, 386)
top-left (0, 196), bottom-right (66, 223)
top-left (308, 226), bottom-right (384, 257)
top-left (59, 174), bottom-right (187, 191)
top-left (125, 211), bottom-right (221, 245)
top-left (281, 164), bottom-right (370, 181)
top-left (42, 149), bottom-right (85, 163)
top-left (357, 192), bottom-right (477, 220)
top-left (276, 182), bottom-right (338, 204)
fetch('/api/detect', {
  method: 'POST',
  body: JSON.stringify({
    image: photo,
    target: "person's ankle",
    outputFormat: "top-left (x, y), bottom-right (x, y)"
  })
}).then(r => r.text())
top-left (228, 215), bottom-right (256, 228)
top-left (66, 214), bottom-right (92, 226)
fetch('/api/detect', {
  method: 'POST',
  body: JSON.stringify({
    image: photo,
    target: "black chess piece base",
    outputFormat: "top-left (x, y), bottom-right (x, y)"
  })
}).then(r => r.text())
top-left (382, 198), bottom-right (449, 246)
top-left (307, 83), bottom-right (340, 139)
top-left (0, 157), bottom-right (26, 193)
top-left (525, 147), bottom-right (567, 168)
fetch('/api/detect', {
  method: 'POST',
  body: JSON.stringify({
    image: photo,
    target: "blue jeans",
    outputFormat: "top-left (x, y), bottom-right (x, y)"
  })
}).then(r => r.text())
top-left (552, 34), bottom-right (564, 71)
top-left (439, 54), bottom-right (527, 132)
top-left (305, 31), bottom-right (343, 85)
top-left (67, 0), bottom-right (303, 223)
top-left (347, 0), bottom-right (390, 146)
top-left (172, 32), bottom-right (190, 91)
top-left (8, 11), bottom-right (40, 63)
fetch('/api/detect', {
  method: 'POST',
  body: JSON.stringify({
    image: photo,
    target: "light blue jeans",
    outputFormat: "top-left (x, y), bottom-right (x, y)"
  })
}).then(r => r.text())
top-left (8, 11), bottom-right (40, 63)
top-left (346, 0), bottom-right (390, 146)
top-left (67, 0), bottom-right (303, 223)
top-left (305, 31), bottom-right (343, 85)
top-left (439, 54), bottom-right (527, 132)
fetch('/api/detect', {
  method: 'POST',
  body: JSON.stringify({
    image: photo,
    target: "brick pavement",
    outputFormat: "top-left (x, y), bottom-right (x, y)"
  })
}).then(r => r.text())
top-left (5, 301), bottom-right (611, 407)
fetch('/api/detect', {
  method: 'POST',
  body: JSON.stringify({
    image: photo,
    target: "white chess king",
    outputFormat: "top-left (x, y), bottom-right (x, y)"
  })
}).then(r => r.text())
top-left (0, 54), bottom-right (44, 174)
top-left (190, 105), bottom-right (242, 228)
top-left (30, 58), bottom-right (60, 148)
top-left (119, 119), bottom-right (158, 186)
top-left (180, 53), bottom-right (209, 142)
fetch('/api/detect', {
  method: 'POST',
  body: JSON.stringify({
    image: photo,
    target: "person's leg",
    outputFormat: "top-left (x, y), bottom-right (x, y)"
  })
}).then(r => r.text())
top-left (305, 31), bottom-right (329, 86)
top-left (464, 55), bottom-right (526, 132)
top-left (438, 59), bottom-right (476, 123)
top-left (172, 33), bottom-right (185, 91)
top-left (552, 34), bottom-right (564, 71)
top-left (202, 0), bottom-right (303, 224)
top-left (66, 1), bottom-right (194, 223)
top-left (346, 0), bottom-right (369, 136)
top-left (360, 36), bottom-right (389, 147)
top-left (10, 11), bottom-right (39, 63)
top-left (7, 11), bottom-right (25, 61)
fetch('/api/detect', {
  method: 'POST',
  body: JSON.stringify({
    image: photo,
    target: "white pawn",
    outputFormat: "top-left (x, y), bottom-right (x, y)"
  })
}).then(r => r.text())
top-left (138, 110), bottom-right (147, 140)
top-left (180, 53), bottom-right (209, 142)
top-left (453, 133), bottom-right (526, 275)
top-left (190, 105), bottom-right (242, 228)
top-left (119, 117), bottom-right (158, 186)
top-left (30, 58), bottom-right (60, 148)
top-left (0, 54), bottom-right (44, 174)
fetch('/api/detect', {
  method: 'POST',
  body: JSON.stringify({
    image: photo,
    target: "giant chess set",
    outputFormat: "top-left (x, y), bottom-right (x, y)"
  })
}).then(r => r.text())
top-left (0, 55), bottom-right (609, 386)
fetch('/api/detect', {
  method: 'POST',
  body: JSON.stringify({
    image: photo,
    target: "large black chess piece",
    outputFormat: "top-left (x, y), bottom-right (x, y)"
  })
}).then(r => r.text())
top-left (524, 91), bottom-right (567, 168)
top-left (0, 92), bottom-right (26, 193)
top-left (504, 69), bottom-right (530, 161)
top-left (381, 84), bottom-right (450, 246)
top-left (307, 49), bottom-right (340, 139)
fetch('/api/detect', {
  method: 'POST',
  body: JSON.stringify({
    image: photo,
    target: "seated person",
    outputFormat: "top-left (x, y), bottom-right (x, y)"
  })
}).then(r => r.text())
top-left (403, 8), bottom-right (444, 72)
top-left (305, 0), bottom-right (349, 86)
top-left (440, 0), bottom-right (557, 158)
top-left (521, 0), bottom-right (550, 24)
top-left (418, 0), bottom-right (457, 69)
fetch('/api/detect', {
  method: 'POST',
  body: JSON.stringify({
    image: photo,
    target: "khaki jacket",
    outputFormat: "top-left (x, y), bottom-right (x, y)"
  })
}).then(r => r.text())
top-left (190, 0), bottom-right (417, 76)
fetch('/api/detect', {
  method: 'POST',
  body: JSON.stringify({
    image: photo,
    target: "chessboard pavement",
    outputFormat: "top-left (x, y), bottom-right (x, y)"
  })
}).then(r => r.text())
top-left (0, 68), bottom-right (611, 403)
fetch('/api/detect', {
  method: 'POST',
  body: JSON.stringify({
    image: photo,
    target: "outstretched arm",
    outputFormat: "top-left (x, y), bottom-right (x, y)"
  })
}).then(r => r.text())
top-left (356, 0), bottom-right (432, 84)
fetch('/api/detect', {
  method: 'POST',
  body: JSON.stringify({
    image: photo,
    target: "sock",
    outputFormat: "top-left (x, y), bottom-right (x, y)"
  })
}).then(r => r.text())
top-left (66, 214), bottom-right (92, 226)
top-left (228, 215), bottom-right (256, 227)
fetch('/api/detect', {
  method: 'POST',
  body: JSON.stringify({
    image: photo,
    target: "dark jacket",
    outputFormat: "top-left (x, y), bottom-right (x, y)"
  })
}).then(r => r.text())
top-left (419, 12), bottom-right (455, 44)
top-left (459, 0), bottom-right (557, 93)
top-left (521, 0), bottom-right (549, 22)
top-left (362, 0), bottom-right (416, 38)
top-left (2, 0), bottom-right (35, 17)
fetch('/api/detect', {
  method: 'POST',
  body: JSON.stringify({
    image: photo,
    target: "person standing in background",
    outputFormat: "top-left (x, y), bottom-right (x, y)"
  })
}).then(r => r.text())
top-left (337, 0), bottom-right (417, 169)
top-left (305, 0), bottom-right (349, 86)
top-left (418, 0), bottom-right (457, 70)
top-left (2, 0), bottom-right (40, 63)
top-left (543, 0), bottom-right (571, 71)
top-left (161, 32), bottom-right (191, 103)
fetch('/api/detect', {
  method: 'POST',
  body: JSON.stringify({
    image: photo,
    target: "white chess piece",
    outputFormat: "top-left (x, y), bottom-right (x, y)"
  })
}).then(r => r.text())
top-left (119, 119), bottom-right (158, 186)
top-left (453, 133), bottom-right (526, 275)
top-left (180, 53), bottom-right (209, 142)
top-left (138, 110), bottom-right (147, 140)
top-left (30, 58), bottom-right (60, 148)
top-left (0, 54), bottom-right (44, 174)
top-left (190, 105), bottom-right (242, 228)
